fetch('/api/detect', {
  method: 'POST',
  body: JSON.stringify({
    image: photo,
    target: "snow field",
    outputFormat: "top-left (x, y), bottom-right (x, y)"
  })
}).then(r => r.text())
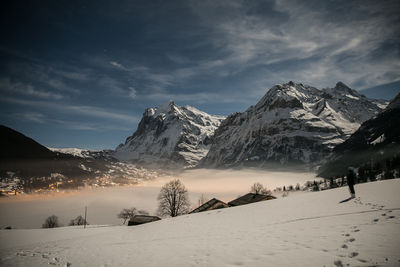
top-left (1, 179), bottom-right (399, 266)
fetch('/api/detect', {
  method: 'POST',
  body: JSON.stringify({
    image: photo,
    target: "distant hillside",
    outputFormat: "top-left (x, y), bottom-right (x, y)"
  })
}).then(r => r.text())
top-left (0, 125), bottom-right (56, 159)
top-left (0, 125), bottom-right (93, 179)
top-left (0, 125), bottom-right (160, 187)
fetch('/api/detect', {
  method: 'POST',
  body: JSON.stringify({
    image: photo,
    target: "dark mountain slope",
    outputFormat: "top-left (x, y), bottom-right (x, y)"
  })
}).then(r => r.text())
top-left (318, 93), bottom-right (400, 178)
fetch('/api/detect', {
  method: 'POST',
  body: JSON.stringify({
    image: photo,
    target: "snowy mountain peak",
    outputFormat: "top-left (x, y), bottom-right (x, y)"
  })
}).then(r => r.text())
top-left (154, 101), bottom-right (178, 116)
top-left (114, 102), bottom-right (225, 168)
top-left (201, 82), bottom-right (388, 169)
top-left (253, 82), bottom-right (321, 112)
top-left (334, 81), bottom-right (350, 91)
top-left (324, 82), bottom-right (361, 99)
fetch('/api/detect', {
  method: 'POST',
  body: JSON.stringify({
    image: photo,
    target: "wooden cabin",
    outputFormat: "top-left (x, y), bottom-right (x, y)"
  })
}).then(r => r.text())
top-left (128, 215), bottom-right (161, 226)
top-left (228, 193), bottom-right (276, 207)
top-left (189, 198), bottom-right (229, 214)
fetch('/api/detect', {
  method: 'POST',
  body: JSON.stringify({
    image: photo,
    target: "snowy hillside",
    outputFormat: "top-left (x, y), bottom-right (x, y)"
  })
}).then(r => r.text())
top-left (48, 147), bottom-right (116, 161)
top-left (48, 147), bottom-right (94, 158)
top-left (1, 179), bottom-right (399, 266)
top-left (201, 81), bottom-right (387, 168)
top-left (114, 101), bottom-right (225, 168)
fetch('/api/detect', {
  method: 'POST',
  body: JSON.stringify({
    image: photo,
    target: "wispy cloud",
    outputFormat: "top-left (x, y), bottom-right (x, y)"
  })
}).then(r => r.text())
top-left (14, 112), bottom-right (46, 123)
top-left (1, 97), bottom-right (138, 124)
top-left (0, 78), bottom-right (64, 99)
top-left (4, 61), bottom-right (83, 94)
top-left (166, 53), bottom-right (191, 64)
top-left (138, 91), bottom-right (255, 105)
top-left (50, 68), bottom-right (90, 81)
top-left (128, 87), bottom-right (136, 99)
top-left (51, 119), bottom-right (132, 131)
top-left (66, 105), bottom-right (137, 123)
top-left (110, 61), bottom-right (126, 70)
top-left (11, 111), bottom-right (131, 131)
top-left (184, 0), bottom-right (400, 90)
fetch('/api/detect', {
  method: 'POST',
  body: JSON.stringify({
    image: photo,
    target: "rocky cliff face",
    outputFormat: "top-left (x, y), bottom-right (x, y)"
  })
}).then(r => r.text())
top-left (200, 81), bottom-right (387, 169)
top-left (113, 101), bottom-right (225, 168)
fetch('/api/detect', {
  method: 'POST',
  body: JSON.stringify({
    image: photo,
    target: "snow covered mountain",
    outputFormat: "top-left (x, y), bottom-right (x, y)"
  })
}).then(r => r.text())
top-left (201, 81), bottom-right (387, 169)
top-left (48, 147), bottom-right (115, 160)
top-left (318, 92), bottom-right (400, 178)
top-left (113, 101), bottom-right (225, 168)
top-left (48, 147), bottom-right (95, 158)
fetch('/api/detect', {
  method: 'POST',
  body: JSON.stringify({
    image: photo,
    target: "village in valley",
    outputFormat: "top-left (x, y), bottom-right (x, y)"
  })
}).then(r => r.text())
top-left (0, 164), bottom-right (161, 196)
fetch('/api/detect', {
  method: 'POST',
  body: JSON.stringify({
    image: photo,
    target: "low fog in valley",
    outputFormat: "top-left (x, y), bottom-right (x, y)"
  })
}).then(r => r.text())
top-left (0, 169), bottom-right (317, 229)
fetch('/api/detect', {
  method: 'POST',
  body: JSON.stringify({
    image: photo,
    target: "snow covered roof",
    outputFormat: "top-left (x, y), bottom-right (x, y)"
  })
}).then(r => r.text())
top-left (189, 198), bottom-right (228, 214)
top-left (128, 215), bottom-right (161, 226)
top-left (228, 193), bottom-right (276, 207)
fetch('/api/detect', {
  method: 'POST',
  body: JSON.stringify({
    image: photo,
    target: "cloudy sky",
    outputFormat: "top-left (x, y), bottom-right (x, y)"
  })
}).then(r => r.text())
top-left (1, 0), bottom-right (399, 150)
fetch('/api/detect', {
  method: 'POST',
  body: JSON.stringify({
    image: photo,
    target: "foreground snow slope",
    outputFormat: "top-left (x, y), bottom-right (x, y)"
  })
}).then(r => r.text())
top-left (1, 179), bottom-right (400, 267)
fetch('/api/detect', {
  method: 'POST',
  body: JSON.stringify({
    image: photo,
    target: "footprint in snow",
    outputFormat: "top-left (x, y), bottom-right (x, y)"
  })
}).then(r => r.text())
top-left (341, 244), bottom-right (348, 249)
top-left (388, 215), bottom-right (396, 219)
top-left (348, 252), bottom-right (359, 258)
top-left (16, 252), bottom-right (26, 257)
top-left (373, 218), bottom-right (379, 222)
top-left (345, 238), bottom-right (355, 243)
top-left (333, 260), bottom-right (344, 267)
top-left (357, 259), bottom-right (368, 263)
top-left (382, 213), bottom-right (386, 216)
top-left (344, 233), bottom-right (350, 237)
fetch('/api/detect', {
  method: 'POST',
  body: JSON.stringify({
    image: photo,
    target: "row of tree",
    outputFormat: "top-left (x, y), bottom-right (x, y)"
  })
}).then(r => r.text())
top-left (42, 215), bottom-right (88, 228)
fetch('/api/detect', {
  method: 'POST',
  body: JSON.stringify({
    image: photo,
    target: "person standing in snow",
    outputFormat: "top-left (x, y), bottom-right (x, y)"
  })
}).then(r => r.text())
top-left (346, 167), bottom-right (356, 198)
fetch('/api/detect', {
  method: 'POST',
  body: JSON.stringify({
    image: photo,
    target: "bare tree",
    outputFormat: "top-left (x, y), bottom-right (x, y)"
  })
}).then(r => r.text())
top-left (250, 182), bottom-right (264, 194)
top-left (42, 215), bottom-right (60, 228)
top-left (117, 208), bottom-right (149, 224)
top-left (157, 179), bottom-right (190, 217)
top-left (69, 215), bottom-right (88, 226)
top-left (250, 182), bottom-right (271, 195)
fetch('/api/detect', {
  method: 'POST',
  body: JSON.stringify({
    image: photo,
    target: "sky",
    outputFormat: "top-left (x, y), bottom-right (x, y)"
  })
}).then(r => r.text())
top-left (0, 0), bottom-right (399, 150)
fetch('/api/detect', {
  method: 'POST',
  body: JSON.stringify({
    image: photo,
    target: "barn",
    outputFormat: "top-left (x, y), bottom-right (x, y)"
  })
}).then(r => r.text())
top-left (189, 198), bottom-right (229, 214)
top-left (228, 193), bottom-right (276, 207)
top-left (128, 215), bottom-right (161, 226)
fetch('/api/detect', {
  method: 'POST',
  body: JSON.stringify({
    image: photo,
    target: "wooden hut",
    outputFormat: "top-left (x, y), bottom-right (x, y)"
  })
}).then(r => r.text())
top-left (228, 193), bottom-right (276, 207)
top-left (189, 198), bottom-right (229, 214)
top-left (128, 215), bottom-right (161, 226)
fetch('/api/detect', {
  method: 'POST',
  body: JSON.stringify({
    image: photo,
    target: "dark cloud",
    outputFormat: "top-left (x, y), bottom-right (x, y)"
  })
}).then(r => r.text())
top-left (0, 0), bottom-right (399, 149)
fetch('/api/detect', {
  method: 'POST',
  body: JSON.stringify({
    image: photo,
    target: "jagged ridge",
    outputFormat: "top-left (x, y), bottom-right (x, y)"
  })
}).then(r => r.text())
top-left (200, 81), bottom-right (387, 169)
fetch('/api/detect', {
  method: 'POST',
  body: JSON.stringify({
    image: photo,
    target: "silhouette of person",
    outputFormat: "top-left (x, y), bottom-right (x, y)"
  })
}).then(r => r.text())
top-left (347, 167), bottom-right (356, 198)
